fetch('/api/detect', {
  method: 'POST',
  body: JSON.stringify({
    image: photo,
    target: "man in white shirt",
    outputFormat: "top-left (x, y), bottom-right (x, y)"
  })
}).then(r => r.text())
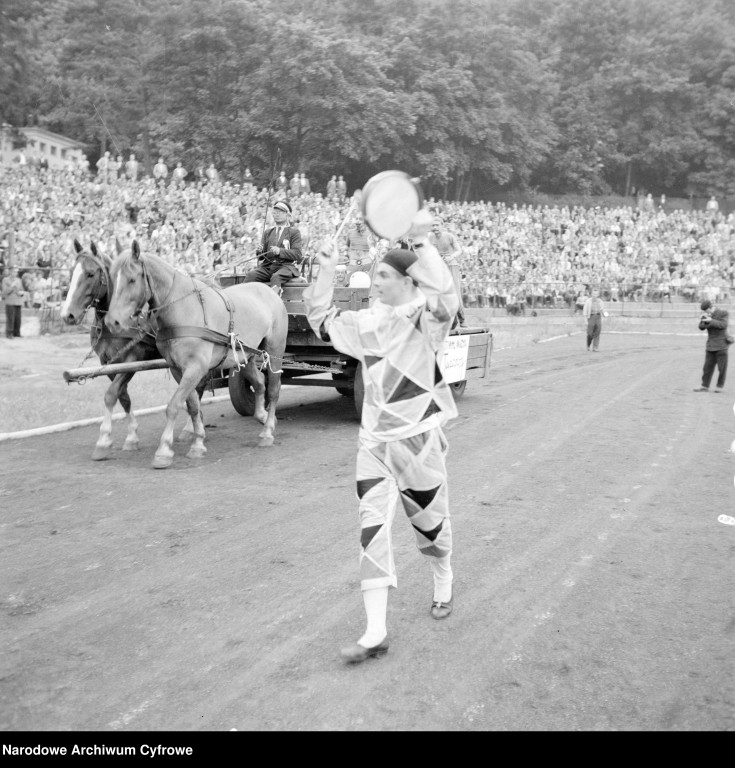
top-left (583, 289), bottom-right (606, 351)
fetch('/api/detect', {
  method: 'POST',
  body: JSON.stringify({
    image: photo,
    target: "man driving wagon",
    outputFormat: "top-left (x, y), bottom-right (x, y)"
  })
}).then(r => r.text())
top-left (242, 200), bottom-right (303, 296)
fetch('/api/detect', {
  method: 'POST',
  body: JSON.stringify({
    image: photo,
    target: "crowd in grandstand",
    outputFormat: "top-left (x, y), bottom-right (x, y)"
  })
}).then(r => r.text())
top-left (1, 162), bottom-right (734, 312)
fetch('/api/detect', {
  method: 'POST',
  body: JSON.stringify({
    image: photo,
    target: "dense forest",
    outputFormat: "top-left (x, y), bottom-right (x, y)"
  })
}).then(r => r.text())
top-left (1, 0), bottom-right (734, 200)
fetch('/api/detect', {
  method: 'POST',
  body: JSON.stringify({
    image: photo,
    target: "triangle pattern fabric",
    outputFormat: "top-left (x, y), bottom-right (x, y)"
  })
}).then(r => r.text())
top-left (357, 477), bottom-right (384, 499)
top-left (360, 524), bottom-right (383, 549)
top-left (364, 355), bottom-right (383, 368)
top-left (412, 519), bottom-right (444, 542)
top-left (388, 374), bottom-right (429, 404)
top-left (402, 485), bottom-right (441, 510)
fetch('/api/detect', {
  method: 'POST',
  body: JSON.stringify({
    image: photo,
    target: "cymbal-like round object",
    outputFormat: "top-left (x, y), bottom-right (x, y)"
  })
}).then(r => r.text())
top-left (360, 170), bottom-right (424, 240)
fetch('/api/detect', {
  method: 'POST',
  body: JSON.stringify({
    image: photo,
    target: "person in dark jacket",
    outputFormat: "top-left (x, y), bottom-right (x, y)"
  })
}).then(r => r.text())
top-left (242, 200), bottom-right (303, 295)
top-left (694, 299), bottom-right (730, 393)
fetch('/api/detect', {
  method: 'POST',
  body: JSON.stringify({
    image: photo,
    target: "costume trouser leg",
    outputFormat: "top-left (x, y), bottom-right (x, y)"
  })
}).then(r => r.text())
top-left (355, 428), bottom-right (452, 593)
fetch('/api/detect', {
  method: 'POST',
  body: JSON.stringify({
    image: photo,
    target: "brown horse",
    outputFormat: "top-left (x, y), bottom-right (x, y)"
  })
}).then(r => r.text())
top-left (61, 239), bottom-right (162, 460)
top-left (105, 241), bottom-right (289, 468)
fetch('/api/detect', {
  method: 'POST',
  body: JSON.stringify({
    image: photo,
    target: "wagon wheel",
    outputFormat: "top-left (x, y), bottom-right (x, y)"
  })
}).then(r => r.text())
top-left (228, 369), bottom-right (270, 417)
top-left (449, 380), bottom-right (467, 398)
top-left (353, 364), bottom-right (365, 420)
top-left (332, 371), bottom-right (352, 397)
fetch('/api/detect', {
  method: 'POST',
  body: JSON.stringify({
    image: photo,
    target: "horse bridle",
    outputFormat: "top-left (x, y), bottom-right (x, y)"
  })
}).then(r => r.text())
top-left (69, 249), bottom-right (110, 323)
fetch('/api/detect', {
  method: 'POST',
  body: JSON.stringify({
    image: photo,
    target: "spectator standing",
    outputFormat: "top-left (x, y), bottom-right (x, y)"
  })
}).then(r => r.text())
top-left (326, 175), bottom-right (337, 200)
top-left (96, 151), bottom-right (112, 182)
top-left (428, 216), bottom-right (466, 327)
top-left (153, 157), bottom-right (168, 184)
top-left (694, 299), bottom-right (730, 393)
top-left (206, 163), bottom-right (220, 184)
top-left (125, 153), bottom-right (140, 181)
top-left (345, 211), bottom-right (374, 269)
top-left (275, 171), bottom-right (288, 195)
top-left (299, 173), bottom-right (311, 196)
top-left (112, 154), bottom-right (124, 181)
top-left (336, 175), bottom-right (347, 202)
top-left (289, 172), bottom-right (300, 200)
top-left (243, 167), bottom-right (254, 187)
top-left (2, 266), bottom-right (24, 338)
top-left (172, 162), bottom-right (188, 188)
top-left (706, 195), bottom-right (719, 214)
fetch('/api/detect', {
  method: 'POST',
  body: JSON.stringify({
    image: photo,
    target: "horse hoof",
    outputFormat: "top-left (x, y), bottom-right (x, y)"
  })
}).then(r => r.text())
top-left (187, 446), bottom-right (207, 459)
top-left (122, 440), bottom-right (140, 451)
top-left (152, 455), bottom-right (173, 469)
top-left (92, 446), bottom-right (111, 461)
top-left (257, 436), bottom-right (274, 448)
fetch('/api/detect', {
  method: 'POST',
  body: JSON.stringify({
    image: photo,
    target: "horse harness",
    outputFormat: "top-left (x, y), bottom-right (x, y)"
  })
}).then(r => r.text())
top-left (138, 258), bottom-right (282, 374)
top-left (73, 248), bottom-right (158, 367)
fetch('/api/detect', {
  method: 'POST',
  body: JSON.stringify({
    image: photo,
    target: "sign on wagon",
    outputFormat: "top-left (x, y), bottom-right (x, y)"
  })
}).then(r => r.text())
top-left (438, 335), bottom-right (470, 383)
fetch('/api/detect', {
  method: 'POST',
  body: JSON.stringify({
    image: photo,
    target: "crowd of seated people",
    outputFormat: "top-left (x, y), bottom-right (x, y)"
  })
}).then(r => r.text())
top-left (1, 164), bottom-right (733, 315)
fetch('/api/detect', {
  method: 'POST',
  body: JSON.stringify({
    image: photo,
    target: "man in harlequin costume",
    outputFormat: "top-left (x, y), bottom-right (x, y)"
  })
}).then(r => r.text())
top-left (304, 208), bottom-right (458, 664)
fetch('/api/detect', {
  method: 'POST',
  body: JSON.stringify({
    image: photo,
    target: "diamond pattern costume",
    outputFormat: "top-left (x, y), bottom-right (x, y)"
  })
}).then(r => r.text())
top-left (304, 242), bottom-right (459, 590)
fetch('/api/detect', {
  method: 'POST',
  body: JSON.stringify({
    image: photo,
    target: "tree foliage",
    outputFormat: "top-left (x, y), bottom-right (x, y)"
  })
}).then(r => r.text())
top-left (3, 0), bottom-right (733, 199)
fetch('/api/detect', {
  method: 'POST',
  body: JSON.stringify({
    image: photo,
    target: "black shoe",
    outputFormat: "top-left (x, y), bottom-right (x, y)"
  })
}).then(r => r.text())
top-left (340, 636), bottom-right (389, 664)
top-left (714, 388), bottom-right (723, 393)
top-left (430, 595), bottom-right (453, 620)
top-left (693, 387), bottom-right (709, 392)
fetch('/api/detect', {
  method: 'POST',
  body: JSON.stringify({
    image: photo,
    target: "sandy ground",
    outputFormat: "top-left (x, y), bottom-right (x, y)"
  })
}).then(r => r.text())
top-left (0, 330), bottom-right (734, 731)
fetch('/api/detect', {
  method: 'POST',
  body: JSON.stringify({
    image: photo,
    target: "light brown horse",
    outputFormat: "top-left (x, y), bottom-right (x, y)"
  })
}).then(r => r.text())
top-left (61, 239), bottom-right (161, 459)
top-left (105, 241), bottom-right (288, 469)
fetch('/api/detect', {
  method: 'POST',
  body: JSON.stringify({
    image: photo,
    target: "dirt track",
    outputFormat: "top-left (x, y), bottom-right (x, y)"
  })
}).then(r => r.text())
top-left (1, 332), bottom-right (734, 731)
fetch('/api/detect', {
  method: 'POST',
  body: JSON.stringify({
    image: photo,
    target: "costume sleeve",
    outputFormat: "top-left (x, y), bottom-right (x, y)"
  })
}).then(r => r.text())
top-left (279, 228), bottom-right (303, 264)
top-left (407, 240), bottom-right (458, 341)
top-left (303, 269), bottom-right (365, 361)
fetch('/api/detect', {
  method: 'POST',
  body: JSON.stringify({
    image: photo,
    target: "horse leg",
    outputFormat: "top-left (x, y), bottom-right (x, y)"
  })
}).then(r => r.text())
top-left (257, 369), bottom-right (282, 447)
top-left (177, 382), bottom-right (206, 442)
top-left (92, 374), bottom-right (126, 460)
top-left (184, 389), bottom-right (207, 459)
top-left (117, 374), bottom-right (141, 451)
top-left (243, 357), bottom-right (268, 425)
top-left (153, 368), bottom-right (204, 469)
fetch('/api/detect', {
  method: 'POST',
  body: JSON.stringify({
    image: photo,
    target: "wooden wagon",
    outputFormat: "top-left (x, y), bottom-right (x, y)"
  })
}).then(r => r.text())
top-left (64, 274), bottom-right (493, 419)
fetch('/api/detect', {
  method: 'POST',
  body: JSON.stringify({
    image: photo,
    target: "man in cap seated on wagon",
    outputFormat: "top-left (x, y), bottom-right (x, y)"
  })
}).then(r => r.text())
top-left (242, 200), bottom-right (303, 296)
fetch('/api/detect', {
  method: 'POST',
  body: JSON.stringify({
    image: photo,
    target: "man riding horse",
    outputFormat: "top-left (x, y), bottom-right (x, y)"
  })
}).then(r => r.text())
top-left (242, 200), bottom-right (303, 296)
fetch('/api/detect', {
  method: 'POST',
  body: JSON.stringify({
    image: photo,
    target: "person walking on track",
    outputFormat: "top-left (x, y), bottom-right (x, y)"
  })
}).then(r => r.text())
top-left (694, 299), bottom-right (730, 393)
top-left (583, 289), bottom-right (606, 351)
top-left (304, 209), bottom-right (459, 665)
